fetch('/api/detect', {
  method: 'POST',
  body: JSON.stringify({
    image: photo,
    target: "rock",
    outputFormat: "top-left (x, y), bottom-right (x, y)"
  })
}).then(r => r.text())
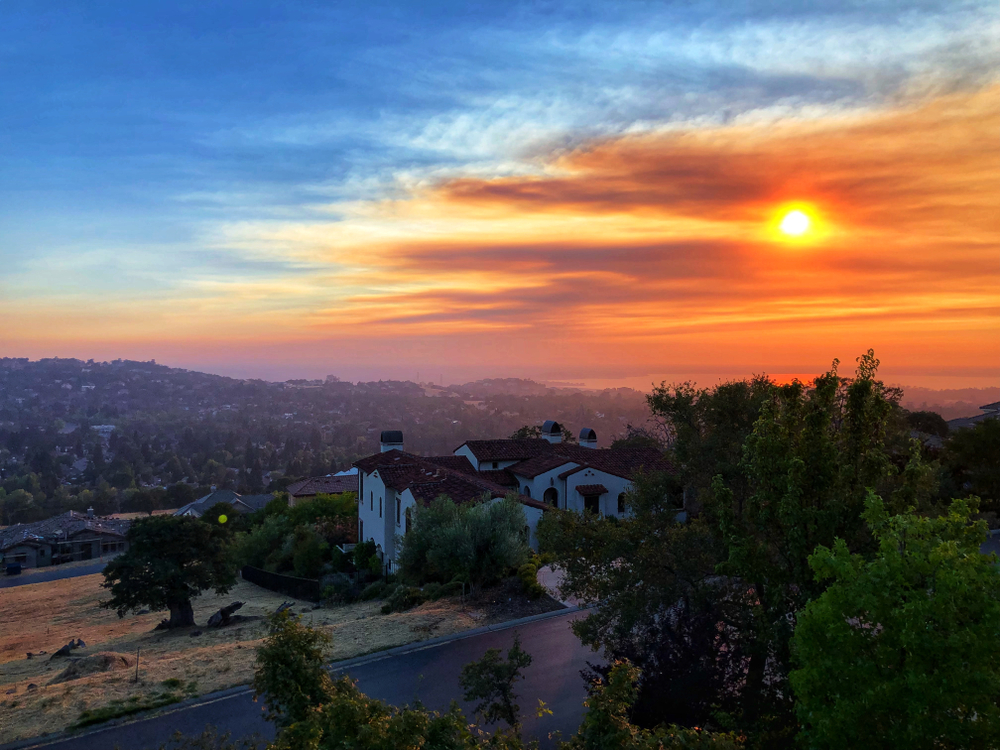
top-left (275, 601), bottom-right (294, 614)
top-left (154, 618), bottom-right (171, 631)
top-left (189, 630), bottom-right (203, 637)
top-left (38, 650), bottom-right (47, 655)
top-left (137, 609), bottom-right (150, 615)
top-left (26, 653), bottom-right (33, 660)
top-left (207, 601), bottom-right (245, 628)
top-left (75, 639), bottom-right (86, 649)
top-left (50, 644), bottom-right (75, 659)
top-left (49, 652), bottom-right (136, 685)
top-left (27, 684), bottom-right (37, 691)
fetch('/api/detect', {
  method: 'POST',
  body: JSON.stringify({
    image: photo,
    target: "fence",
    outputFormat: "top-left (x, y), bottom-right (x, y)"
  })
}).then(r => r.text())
top-left (240, 565), bottom-right (322, 602)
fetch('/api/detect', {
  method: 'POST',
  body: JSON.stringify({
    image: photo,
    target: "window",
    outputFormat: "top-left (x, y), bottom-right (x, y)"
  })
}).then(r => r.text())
top-left (584, 495), bottom-right (600, 515)
top-left (359, 519), bottom-right (364, 539)
top-left (379, 496), bottom-right (382, 518)
top-left (396, 498), bottom-right (401, 525)
top-left (492, 461), bottom-right (499, 469)
top-left (543, 487), bottom-right (558, 506)
top-left (523, 486), bottom-right (531, 498)
top-left (404, 507), bottom-right (412, 535)
top-left (617, 493), bottom-right (626, 514)
top-left (370, 491), bottom-right (373, 510)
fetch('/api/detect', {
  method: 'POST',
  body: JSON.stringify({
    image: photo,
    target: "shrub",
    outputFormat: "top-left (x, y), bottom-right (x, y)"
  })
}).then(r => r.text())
top-left (380, 586), bottom-right (427, 614)
top-left (291, 527), bottom-right (328, 579)
top-left (359, 581), bottom-right (387, 601)
top-left (397, 495), bottom-right (530, 592)
top-left (517, 563), bottom-right (545, 599)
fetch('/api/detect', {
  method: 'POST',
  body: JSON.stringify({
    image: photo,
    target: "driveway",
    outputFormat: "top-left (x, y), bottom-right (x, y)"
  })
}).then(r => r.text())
top-left (0, 562), bottom-right (109, 589)
top-left (9, 608), bottom-right (599, 750)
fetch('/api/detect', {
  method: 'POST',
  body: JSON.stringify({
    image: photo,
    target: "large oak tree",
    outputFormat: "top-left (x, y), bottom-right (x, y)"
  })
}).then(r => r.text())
top-left (101, 514), bottom-right (236, 628)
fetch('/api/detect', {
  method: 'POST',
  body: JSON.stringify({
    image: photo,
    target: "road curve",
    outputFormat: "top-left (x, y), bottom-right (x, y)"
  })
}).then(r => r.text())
top-left (11, 608), bottom-right (600, 750)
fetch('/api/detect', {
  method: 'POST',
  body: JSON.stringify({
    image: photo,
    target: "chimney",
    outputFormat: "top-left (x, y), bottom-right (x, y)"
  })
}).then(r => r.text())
top-left (380, 430), bottom-right (404, 453)
top-left (87, 506), bottom-right (95, 518)
top-left (541, 420), bottom-right (562, 444)
top-left (579, 428), bottom-right (597, 449)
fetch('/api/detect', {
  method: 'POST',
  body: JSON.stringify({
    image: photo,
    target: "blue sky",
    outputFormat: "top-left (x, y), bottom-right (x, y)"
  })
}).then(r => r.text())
top-left (1, 1), bottom-right (997, 384)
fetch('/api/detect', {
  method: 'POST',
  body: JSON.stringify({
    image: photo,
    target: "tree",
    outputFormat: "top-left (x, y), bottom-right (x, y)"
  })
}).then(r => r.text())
top-left (942, 418), bottom-right (1000, 511)
top-left (564, 662), bottom-right (744, 750)
top-left (102, 515), bottom-right (236, 628)
top-left (253, 610), bottom-right (334, 728)
top-left (459, 632), bottom-right (532, 731)
top-left (790, 494), bottom-right (1000, 749)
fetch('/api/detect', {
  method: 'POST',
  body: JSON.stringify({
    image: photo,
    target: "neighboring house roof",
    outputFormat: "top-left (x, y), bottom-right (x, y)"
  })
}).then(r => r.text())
top-left (0, 511), bottom-right (129, 552)
top-left (576, 484), bottom-right (609, 496)
top-left (174, 490), bottom-right (276, 518)
top-left (454, 439), bottom-right (554, 462)
top-left (476, 469), bottom-right (520, 487)
top-left (286, 475), bottom-right (359, 497)
top-left (556, 445), bottom-right (671, 481)
top-left (947, 401), bottom-right (1000, 431)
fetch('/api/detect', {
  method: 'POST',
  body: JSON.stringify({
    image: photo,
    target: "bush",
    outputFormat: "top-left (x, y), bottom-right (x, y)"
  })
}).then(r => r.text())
top-left (380, 586), bottom-right (427, 614)
top-left (396, 495), bottom-right (530, 592)
top-left (517, 563), bottom-right (545, 599)
top-left (291, 527), bottom-right (329, 579)
top-left (322, 574), bottom-right (363, 605)
top-left (359, 581), bottom-right (387, 601)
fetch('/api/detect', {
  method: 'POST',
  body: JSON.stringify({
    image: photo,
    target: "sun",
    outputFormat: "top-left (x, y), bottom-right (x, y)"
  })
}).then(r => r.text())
top-left (779, 209), bottom-right (811, 236)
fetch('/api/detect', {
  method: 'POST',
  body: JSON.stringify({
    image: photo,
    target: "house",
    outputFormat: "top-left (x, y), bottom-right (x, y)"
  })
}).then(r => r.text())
top-left (354, 423), bottom-right (672, 569)
top-left (173, 490), bottom-right (274, 518)
top-left (0, 510), bottom-right (130, 569)
top-left (947, 401), bottom-right (1000, 431)
top-left (286, 471), bottom-right (359, 507)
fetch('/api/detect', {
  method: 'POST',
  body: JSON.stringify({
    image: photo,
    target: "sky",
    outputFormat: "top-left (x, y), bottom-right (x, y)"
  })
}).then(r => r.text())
top-left (1, 1), bottom-right (998, 388)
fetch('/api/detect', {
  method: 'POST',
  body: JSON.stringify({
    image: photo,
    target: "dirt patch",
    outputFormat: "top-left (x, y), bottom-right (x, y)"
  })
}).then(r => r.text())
top-left (464, 577), bottom-right (566, 625)
top-left (49, 652), bottom-right (136, 685)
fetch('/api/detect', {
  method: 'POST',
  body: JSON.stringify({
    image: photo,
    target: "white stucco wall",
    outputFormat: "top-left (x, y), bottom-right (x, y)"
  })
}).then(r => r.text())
top-left (511, 462), bottom-right (578, 507)
top-left (358, 470), bottom-right (395, 563)
top-left (565, 468), bottom-right (633, 518)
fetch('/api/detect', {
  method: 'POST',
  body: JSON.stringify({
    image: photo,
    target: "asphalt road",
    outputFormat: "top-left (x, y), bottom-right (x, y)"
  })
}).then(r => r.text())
top-left (15, 609), bottom-right (598, 750)
top-left (0, 563), bottom-right (108, 589)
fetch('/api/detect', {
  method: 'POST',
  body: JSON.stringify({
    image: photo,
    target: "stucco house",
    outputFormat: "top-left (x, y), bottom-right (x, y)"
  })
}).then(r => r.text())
top-left (0, 510), bottom-right (130, 569)
top-left (354, 422), bottom-right (671, 569)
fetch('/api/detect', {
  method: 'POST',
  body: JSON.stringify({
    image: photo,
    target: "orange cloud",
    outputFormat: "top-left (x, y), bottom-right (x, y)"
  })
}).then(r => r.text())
top-left (5, 88), bottom-right (997, 385)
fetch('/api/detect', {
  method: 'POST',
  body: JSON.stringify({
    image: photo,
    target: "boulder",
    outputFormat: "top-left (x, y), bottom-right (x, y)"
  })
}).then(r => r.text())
top-left (49, 652), bottom-right (135, 685)
top-left (207, 601), bottom-right (245, 628)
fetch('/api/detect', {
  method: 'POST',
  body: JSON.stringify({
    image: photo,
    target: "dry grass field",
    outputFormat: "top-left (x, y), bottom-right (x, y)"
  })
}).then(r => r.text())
top-left (0, 573), bottom-right (483, 744)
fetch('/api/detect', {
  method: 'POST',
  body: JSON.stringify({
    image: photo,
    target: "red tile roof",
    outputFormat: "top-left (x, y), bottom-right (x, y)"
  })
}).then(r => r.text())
top-left (509, 452), bottom-right (579, 478)
top-left (286, 475), bottom-right (359, 497)
top-left (576, 484), bottom-right (609, 495)
top-left (455, 439), bottom-right (554, 462)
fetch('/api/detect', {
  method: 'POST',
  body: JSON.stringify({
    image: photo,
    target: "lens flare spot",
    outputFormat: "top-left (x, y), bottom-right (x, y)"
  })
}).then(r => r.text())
top-left (779, 209), bottom-right (811, 236)
top-left (218, 514), bottom-right (228, 524)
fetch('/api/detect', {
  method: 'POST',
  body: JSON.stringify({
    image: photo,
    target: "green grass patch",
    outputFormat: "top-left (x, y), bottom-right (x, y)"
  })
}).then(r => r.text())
top-left (71, 692), bottom-right (182, 729)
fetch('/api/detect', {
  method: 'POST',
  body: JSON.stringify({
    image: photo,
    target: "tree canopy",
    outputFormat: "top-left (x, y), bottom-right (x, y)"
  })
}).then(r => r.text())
top-left (101, 514), bottom-right (236, 628)
top-left (790, 494), bottom-right (1000, 750)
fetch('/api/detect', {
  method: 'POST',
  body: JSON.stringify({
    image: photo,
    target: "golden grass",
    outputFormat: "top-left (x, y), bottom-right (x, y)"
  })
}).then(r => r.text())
top-left (0, 574), bottom-right (478, 743)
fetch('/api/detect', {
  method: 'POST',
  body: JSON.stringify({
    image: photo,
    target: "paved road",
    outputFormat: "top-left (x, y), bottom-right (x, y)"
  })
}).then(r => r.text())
top-left (0, 563), bottom-right (108, 589)
top-left (14, 609), bottom-right (598, 750)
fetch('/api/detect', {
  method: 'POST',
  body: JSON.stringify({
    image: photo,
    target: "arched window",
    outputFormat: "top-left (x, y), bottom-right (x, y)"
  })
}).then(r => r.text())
top-left (617, 493), bottom-right (626, 514)
top-left (543, 487), bottom-right (558, 506)
top-left (523, 486), bottom-right (531, 498)
top-left (396, 498), bottom-right (401, 525)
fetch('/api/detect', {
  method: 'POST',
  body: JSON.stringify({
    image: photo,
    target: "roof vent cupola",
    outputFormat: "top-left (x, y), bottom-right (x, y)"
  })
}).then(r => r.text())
top-left (541, 420), bottom-right (563, 444)
top-left (579, 428), bottom-right (597, 449)
top-left (380, 430), bottom-right (404, 453)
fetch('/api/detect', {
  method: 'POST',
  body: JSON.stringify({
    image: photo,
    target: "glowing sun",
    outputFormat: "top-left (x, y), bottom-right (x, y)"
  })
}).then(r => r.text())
top-left (779, 209), bottom-right (811, 236)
